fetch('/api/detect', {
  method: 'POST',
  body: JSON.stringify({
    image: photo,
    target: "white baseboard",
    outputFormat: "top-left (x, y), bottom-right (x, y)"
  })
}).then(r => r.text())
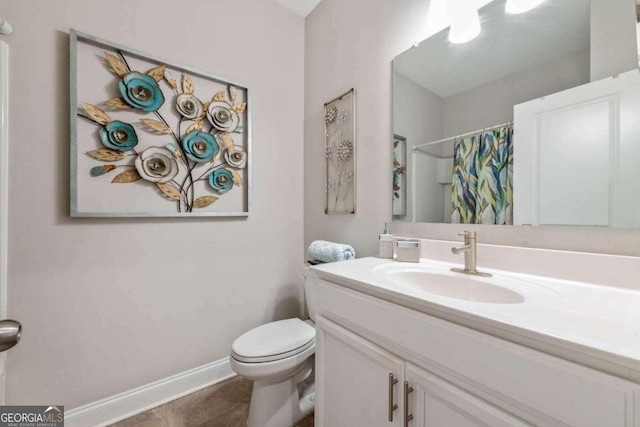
top-left (65, 358), bottom-right (235, 427)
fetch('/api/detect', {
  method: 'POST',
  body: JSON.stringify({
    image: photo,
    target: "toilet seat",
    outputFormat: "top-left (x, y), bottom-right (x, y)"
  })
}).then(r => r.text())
top-left (231, 318), bottom-right (316, 363)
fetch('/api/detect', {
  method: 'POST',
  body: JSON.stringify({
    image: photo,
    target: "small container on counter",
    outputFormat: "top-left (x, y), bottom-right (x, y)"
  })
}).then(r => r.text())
top-left (379, 221), bottom-right (394, 259)
top-left (395, 239), bottom-right (421, 263)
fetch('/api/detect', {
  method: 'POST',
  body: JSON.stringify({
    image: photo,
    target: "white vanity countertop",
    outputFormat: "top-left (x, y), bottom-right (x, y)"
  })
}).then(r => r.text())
top-left (310, 257), bottom-right (640, 377)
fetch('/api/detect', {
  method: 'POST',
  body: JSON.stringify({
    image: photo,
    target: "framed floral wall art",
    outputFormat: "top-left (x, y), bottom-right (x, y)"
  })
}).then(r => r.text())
top-left (324, 88), bottom-right (356, 214)
top-left (70, 30), bottom-right (250, 217)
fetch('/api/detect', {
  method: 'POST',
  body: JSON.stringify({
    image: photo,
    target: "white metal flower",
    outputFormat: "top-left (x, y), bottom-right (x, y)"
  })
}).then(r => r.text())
top-left (176, 94), bottom-right (204, 120)
top-left (325, 105), bottom-right (338, 125)
top-left (207, 101), bottom-right (239, 132)
top-left (135, 147), bottom-right (179, 183)
top-left (224, 146), bottom-right (247, 169)
top-left (325, 144), bottom-right (334, 159)
top-left (337, 140), bottom-right (353, 162)
top-left (326, 179), bottom-right (336, 193)
top-left (341, 168), bottom-right (354, 183)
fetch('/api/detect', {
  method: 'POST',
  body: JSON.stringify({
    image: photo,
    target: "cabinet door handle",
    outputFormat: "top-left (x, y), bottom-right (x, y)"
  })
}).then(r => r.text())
top-left (404, 381), bottom-right (414, 427)
top-left (388, 373), bottom-right (399, 421)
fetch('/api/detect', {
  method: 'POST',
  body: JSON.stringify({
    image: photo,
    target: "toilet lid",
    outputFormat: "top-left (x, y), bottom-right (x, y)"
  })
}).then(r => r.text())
top-left (232, 318), bottom-right (315, 362)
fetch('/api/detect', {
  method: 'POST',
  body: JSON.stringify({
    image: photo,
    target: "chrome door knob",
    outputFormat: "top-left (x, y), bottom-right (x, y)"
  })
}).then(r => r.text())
top-left (0, 320), bottom-right (21, 352)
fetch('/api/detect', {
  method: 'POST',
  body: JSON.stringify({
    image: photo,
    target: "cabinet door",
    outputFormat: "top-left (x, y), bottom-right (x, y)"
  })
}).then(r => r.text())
top-left (315, 315), bottom-right (405, 427)
top-left (406, 363), bottom-right (529, 427)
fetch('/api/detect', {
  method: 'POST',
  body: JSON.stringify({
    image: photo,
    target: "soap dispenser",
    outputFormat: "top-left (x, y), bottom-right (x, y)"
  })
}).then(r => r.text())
top-left (379, 221), bottom-right (394, 259)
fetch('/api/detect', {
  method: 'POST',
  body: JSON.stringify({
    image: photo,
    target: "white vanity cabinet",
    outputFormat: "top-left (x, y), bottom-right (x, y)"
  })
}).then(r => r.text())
top-left (317, 317), bottom-right (405, 427)
top-left (405, 362), bottom-right (528, 427)
top-left (312, 277), bottom-right (640, 427)
top-left (317, 315), bottom-right (527, 427)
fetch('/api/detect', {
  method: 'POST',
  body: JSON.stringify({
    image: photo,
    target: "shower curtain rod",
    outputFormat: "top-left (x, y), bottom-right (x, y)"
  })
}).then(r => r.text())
top-left (412, 121), bottom-right (513, 151)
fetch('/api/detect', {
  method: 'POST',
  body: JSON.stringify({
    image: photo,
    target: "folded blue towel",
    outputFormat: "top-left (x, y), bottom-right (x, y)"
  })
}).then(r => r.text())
top-left (308, 240), bottom-right (356, 263)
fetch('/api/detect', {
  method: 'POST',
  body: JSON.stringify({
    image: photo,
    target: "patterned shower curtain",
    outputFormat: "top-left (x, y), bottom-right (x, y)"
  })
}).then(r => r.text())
top-left (451, 126), bottom-right (513, 225)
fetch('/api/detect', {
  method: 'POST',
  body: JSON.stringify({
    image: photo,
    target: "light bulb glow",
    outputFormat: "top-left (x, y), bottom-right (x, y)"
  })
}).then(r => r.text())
top-left (448, 6), bottom-right (481, 44)
top-left (505, 0), bottom-right (545, 14)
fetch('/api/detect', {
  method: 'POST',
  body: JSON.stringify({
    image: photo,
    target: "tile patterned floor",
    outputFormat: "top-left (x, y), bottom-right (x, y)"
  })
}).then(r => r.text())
top-left (110, 376), bottom-right (314, 427)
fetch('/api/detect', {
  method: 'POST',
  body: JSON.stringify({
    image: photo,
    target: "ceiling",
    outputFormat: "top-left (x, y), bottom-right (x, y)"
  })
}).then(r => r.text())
top-left (394, 0), bottom-right (591, 99)
top-left (275, 0), bottom-right (322, 17)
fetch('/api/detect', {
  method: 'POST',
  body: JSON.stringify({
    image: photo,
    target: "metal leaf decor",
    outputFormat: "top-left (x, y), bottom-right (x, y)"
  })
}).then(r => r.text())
top-left (182, 73), bottom-right (194, 94)
top-left (146, 64), bottom-right (166, 82)
top-left (86, 148), bottom-right (127, 162)
top-left (185, 120), bottom-right (204, 133)
top-left (140, 119), bottom-right (173, 134)
top-left (212, 91), bottom-right (226, 102)
top-left (232, 103), bottom-right (246, 114)
top-left (215, 132), bottom-right (235, 152)
top-left (193, 196), bottom-right (218, 208)
top-left (157, 182), bottom-right (182, 200)
top-left (71, 31), bottom-right (250, 217)
top-left (90, 165), bottom-right (116, 176)
top-left (165, 75), bottom-right (178, 89)
top-left (228, 168), bottom-right (243, 186)
top-left (111, 169), bottom-right (142, 183)
top-left (82, 103), bottom-right (112, 125)
top-left (104, 52), bottom-right (129, 77)
top-left (103, 98), bottom-right (132, 109)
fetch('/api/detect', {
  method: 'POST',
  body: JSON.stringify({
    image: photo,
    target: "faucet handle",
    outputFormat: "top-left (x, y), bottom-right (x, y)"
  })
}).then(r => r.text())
top-left (459, 231), bottom-right (476, 239)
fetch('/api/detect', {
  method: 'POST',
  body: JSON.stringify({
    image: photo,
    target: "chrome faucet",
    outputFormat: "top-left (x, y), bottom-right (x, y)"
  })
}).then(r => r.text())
top-left (451, 231), bottom-right (491, 277)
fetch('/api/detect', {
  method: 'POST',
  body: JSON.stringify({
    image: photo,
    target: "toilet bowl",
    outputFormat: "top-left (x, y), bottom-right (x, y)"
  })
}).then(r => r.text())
top-left (230, 270), bottom-right (317, 427)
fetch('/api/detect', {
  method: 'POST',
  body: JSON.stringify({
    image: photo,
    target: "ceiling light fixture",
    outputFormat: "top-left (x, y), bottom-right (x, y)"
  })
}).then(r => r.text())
top-left (505, 0), bottom-right (545, 14)
top-left (448, 1), bottom-right (481, 44)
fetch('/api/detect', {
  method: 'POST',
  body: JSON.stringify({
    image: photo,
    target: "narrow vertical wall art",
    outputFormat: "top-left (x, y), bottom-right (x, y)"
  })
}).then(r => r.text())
top-left (70, 30), bottom-right (251, 217)
top-left (393, 135), bottom-right (407, 220)
top-left (324, 88), bottom-right (356, 214)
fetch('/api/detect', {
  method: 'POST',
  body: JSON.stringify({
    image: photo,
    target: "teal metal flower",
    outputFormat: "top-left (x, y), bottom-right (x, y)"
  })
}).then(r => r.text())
top-left (209, 168), bottom-right (234, 193)
top-left (182, 130), bottom-right (219, 163)
top-left (100, 120), bottom-right (138, 151)
top-left (119, 72), bottom-right (165, 112)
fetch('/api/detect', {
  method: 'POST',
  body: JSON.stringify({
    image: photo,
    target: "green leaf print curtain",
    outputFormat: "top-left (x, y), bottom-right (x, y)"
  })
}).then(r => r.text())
top-left (451, 126), bottom-right (513, 225)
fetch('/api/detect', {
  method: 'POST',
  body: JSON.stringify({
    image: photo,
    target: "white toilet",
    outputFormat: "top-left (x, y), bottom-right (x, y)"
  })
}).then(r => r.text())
top-left (230, 272), bottom-right (317, 427)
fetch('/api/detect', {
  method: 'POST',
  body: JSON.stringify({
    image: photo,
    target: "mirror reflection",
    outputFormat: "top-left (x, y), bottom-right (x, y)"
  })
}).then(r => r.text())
top-left (392, 0), bottom-right (640, 228)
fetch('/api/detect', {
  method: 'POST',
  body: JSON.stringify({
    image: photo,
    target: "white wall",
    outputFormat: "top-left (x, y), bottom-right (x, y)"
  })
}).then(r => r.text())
top-left (393, 73), bottom-right (443, 222)
top-left (305, 0), bottom-right (433, 255)
top-left (442, 49), bottom-right (591, 136)
top-left (591, 0), bottom-right (637, 81)
top-left (0, 0), bottom-right (304, 408)
top-left (412, 153), bottom-right (445, 222)
top-left (304, 0), bottom-right (640, 257)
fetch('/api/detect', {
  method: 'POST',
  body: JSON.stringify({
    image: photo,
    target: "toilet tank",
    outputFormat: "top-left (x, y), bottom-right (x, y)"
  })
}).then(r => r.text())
top-left (302, 267), bottom-right (318, 322)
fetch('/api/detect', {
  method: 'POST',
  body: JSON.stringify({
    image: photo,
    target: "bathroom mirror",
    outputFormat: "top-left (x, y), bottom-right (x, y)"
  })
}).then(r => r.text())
top-left (392, 0), bottom-right (640, 227)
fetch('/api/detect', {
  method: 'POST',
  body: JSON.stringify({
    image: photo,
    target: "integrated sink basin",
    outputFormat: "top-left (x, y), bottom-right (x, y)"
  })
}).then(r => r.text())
top-left (372, 263), bottom-right (558, 305)
top-left (383, 270), bottom-right (525, 304)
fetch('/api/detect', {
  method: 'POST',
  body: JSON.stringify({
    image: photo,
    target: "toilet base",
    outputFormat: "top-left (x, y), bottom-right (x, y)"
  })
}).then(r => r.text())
top-left (247, 357), bottom-right (315, 427)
